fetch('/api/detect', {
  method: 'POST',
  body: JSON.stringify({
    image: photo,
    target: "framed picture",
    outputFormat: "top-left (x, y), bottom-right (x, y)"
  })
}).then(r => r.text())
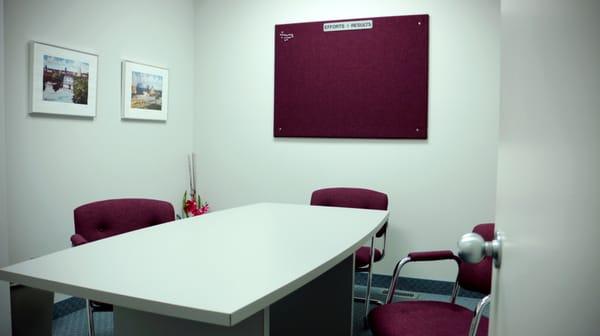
top-left (121, 61), bottom-right (169, 121)
top-left (30, 42), bottom-right (98, 117)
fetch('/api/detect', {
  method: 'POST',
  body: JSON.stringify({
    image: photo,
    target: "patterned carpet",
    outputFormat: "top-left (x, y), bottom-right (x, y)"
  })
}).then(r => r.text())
top-left (52, 286), bottom-right (484, 336)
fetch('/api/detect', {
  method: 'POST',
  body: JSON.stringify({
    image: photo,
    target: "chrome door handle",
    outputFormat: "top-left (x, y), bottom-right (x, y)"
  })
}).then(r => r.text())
top-left (457, 231), bottom-right (503, 268)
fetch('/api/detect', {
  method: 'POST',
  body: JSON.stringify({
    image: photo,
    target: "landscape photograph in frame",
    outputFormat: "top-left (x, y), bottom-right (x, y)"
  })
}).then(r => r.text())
top-left (31, 42), bottom-right (98, 117)
top-left (122, 61), bottom-right (169, 121)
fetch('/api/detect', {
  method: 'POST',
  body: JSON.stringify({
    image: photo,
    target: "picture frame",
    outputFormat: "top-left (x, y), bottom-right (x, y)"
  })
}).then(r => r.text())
top-left (121, 61), bottom-right (169, 121)
top-left (30, 42), bottom-right (98, 117)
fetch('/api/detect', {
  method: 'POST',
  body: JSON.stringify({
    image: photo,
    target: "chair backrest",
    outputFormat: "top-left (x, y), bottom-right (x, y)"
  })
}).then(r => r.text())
top-left (457, 223), bottom-right (495, 295)
top-left (310, 187), bottom-right (389, 236)
top-left (74, 198), bottom-right (175, 242)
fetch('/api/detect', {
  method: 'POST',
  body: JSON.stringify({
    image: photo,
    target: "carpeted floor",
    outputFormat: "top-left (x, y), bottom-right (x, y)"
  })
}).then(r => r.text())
top-left (52, 285), bottom-right (485, 336)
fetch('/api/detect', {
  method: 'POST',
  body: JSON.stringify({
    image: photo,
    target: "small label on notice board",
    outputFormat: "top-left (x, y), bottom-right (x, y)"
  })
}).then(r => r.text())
top-left (323, 20), bottom-right (373, 32)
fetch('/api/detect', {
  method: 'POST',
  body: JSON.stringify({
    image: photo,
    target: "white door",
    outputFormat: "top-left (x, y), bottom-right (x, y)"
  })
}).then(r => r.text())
top-left (491, 0), bottom-right (600, 335)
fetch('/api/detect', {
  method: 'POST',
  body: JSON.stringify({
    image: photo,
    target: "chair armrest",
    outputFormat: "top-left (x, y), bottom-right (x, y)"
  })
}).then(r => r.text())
top-left (408, 250), bottom-right (461, 262)
top-left (374, 222), bottom-right (390, 259)
top-left (375, 222), bottom-right (388, 238)
top-left (70, 234), bottom-right (88, 247)
top-left (385, 251), bottom-right (461, 304)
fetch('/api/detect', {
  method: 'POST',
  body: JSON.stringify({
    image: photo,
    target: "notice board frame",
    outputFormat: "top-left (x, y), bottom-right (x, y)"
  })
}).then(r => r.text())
top-left (274, 14), bottom-right (429, 139)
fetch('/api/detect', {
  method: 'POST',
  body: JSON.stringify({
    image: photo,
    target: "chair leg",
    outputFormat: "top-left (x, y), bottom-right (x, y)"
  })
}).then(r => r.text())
top-left (86, 299), bottom-right (95, 336)
top-left (364, 236), bottom-right (376, 322)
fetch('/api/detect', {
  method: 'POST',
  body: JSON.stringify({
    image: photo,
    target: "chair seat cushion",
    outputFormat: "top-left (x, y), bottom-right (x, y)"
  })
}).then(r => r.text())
top-left (369, 301), bottom-right (488, 336)
top-left (355, 246), bottom-right (383, 269)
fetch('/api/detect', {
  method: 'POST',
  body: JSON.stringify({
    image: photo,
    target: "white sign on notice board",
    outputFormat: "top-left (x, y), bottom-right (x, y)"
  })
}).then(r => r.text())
top-left (323, 20), bottom-right (373, 32)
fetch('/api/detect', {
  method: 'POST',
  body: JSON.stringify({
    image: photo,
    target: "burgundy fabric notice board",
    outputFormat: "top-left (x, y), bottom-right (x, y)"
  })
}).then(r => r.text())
top-left (274, 15), bottom-right (429, 139)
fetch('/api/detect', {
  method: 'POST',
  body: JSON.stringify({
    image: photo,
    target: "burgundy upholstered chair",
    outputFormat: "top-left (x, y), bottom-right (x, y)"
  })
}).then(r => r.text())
top-left (310, 187), bottom-right (389, 319)
top-left (70, 198), bottom-right (175, 336)
top-left (368, 223), bottom-right (494, 336)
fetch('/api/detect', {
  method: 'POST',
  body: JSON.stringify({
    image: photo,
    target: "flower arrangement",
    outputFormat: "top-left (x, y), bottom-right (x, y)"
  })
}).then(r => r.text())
top-left (181, 153), bottom-right (209, 218)
top-left (183, 190), bottom-right (209, 217)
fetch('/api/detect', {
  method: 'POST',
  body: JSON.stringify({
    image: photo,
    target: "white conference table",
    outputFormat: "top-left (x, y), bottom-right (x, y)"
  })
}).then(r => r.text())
top-left (0, 203), bottom-right (388, 335)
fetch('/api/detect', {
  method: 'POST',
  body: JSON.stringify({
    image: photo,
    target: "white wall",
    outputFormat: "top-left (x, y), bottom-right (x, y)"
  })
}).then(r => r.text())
top-left (194, 0), bottom-right (500, 280)
top-left (4, 0), bottom-right (196, 263)
top-left (1, 0), bottom-right (14, 332)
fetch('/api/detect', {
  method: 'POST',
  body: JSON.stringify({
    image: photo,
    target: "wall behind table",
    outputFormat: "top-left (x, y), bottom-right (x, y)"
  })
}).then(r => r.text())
top-left (4, 0), bottom-right (196, 263)
top-left (194, 0), bottom-right (500, 280)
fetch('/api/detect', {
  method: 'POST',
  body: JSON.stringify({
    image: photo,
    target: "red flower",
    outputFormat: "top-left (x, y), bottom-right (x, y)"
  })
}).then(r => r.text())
top-left (184, 200), bottom-right (197, 212)
top-left (184, 198), bottom-right (209, 217)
